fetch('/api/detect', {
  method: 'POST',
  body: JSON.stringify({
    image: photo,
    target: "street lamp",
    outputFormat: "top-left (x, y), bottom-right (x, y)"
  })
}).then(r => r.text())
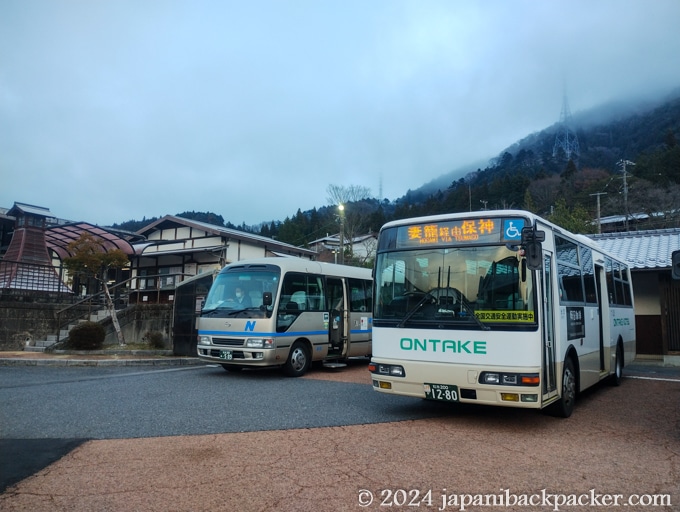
top-left (338, 204), bottom-right (345, 265)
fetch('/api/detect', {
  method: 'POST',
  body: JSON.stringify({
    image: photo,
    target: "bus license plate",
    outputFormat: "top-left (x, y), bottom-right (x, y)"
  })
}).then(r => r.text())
top-left (424, 383), bottom-right (459, 402)
top-left (219, 350), bottom-right (233, 360)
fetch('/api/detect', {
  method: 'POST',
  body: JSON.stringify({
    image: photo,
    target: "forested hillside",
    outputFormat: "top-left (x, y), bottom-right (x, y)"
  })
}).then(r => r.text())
top-left (113, 90), bottom-right (680, 246)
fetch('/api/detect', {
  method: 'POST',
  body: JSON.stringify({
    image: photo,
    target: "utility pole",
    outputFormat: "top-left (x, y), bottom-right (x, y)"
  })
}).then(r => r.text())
top-left (589, 192), bottom-right (607, 233)
top-left (618, 159), bottom-right (635, 230)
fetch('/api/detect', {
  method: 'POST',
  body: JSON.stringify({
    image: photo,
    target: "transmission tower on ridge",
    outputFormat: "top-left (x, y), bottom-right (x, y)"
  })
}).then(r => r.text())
top-left (552, 94), bottom-right (580, 161)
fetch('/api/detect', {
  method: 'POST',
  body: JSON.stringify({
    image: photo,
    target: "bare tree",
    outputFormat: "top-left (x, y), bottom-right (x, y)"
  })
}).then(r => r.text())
top-left (63, 233), bottom-right (130, 345)
top-left (326, 184), bottom-right (372, 205)
top-left (326, 184), bottom-right (373, 264)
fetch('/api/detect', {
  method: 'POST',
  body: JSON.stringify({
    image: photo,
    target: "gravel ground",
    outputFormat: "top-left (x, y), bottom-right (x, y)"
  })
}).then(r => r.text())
top-left (1, 362), bottom-right (678, 512)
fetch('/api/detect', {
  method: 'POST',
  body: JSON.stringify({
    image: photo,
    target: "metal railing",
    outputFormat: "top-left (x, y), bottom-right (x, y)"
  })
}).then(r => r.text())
top-left (54, 272), bottom-right (193, 344)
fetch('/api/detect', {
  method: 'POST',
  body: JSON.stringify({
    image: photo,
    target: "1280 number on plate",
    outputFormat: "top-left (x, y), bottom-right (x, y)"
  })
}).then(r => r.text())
top-left (424, 383), bottom-right (459, 402)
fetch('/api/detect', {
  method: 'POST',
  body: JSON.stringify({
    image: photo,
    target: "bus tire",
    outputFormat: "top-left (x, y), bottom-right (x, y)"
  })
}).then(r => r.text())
top-left (610, 344), bottom-right (623, 386)
top-left (551, 358), bottom-right (576, 418)
top-left (284, 341), bottom-right (310, 377)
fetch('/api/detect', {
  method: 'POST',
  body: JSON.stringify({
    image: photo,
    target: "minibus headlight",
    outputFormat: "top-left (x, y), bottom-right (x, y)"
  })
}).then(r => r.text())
top-left (246, 338), bottom-right (274, 349)
top-left (198, 335), bottom-right (211, 345)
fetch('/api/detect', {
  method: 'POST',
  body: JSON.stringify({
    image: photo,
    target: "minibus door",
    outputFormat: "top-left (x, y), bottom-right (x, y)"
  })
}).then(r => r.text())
top-left (327, 277), bottom-right (348, 359)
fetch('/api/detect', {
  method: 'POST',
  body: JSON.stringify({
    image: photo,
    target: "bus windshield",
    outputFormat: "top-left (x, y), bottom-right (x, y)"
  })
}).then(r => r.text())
top-left (374, 245), bottom-right (536, 330)
top-left (201, 267), bottom-right (280, 318)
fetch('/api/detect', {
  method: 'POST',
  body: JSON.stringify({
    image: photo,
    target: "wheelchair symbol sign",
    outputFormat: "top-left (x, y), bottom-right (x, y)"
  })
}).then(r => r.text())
top-left (503, 219), bottom-right (524, 241)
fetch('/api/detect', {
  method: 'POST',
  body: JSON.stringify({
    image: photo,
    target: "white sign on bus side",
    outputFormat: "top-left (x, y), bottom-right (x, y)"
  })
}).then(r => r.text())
top-left (373, 328), bottom-right (541, 367)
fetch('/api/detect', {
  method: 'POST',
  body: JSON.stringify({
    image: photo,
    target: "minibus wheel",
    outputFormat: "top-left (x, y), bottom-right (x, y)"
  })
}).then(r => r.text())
top-left (284, 341), bottom-right (310, 377)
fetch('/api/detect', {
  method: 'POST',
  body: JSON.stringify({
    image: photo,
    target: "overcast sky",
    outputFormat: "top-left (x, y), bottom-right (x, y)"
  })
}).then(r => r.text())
top-left (2, 0), bottom-right (679, 228)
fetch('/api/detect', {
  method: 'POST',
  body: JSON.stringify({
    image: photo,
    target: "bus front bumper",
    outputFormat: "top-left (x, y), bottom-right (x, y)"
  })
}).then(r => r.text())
top-left (196, 344), bottom-right (282, 367)
top-left (371, 377), bottom-right (543, 408)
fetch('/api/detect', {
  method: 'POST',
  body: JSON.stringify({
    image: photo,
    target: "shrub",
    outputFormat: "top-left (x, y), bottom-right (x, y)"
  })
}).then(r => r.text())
top-left (143, 330), bottom-right (166, 349)
top-left (68, 321), bottom-right (106, 350)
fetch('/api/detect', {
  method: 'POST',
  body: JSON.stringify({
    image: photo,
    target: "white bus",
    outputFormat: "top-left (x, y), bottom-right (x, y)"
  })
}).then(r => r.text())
top-left (369, 210), bottom-right (635, 417)
top-left (197, 257), bottom-right (372, 376)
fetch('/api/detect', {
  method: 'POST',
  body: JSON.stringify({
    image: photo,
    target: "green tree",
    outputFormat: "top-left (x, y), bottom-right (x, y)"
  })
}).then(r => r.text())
top-left (548, 199), bottom-right (594, 234)
top-left (523, 189), bottom-right (537, 213)
top-left (63, 233), bottom-right (130, 345)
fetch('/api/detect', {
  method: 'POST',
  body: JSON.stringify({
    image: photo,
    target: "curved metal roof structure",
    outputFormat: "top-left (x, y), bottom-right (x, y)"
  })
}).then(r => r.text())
top-left (45, 223), bottom-right (142, 260)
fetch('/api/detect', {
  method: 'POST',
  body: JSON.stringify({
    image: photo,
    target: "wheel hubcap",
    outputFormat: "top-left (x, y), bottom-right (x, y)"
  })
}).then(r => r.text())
top-left (291, 348), bottom-right (306, 371)
top-left (564, 368), bottom-right (575, 404)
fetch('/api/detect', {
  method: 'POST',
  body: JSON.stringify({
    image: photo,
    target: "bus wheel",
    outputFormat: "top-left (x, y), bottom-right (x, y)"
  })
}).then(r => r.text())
top-left (551, 358), bottom-right (576, 418)
top-left (284, 341), bottom-right (310, 377)
top-left (610, 344), bottom-right (623, 386)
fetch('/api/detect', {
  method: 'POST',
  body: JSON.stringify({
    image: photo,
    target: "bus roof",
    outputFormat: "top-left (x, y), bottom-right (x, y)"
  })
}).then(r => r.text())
top-left (219, 256), bottom-right (372, 280)
top-left (380, 209), bottom-right (541, 231)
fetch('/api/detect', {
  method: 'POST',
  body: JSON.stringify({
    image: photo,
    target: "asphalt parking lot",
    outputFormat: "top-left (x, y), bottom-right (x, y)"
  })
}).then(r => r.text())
top-left (1, 360), bottom-right (678, 511)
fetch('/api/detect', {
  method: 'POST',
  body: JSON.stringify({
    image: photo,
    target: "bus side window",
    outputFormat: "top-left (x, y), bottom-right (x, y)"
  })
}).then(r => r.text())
top-left (349, 278), bottom-right (369, 312)
top-left (290, 291), bottom-right (307, 310)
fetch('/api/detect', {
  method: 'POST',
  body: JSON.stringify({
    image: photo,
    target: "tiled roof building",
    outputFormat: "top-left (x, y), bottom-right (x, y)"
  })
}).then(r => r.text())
top-left (591, 228), bottom-right (680, 363)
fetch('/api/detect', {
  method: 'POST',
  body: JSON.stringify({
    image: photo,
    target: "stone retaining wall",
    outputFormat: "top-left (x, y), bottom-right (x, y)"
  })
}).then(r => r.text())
top-left (0, 302), bottom-right (173, 351)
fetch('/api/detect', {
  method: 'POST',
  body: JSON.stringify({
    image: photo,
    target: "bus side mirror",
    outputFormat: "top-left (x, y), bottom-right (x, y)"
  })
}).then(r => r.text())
top-left (672, 250), bottom-right (680, 280)
top-left (262, 292), bottom-right (273, 306)
top-left (524, 242), bottom-right (542, 271)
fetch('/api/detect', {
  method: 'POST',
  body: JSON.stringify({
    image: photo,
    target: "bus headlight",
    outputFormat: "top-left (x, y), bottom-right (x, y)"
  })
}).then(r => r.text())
top-left (482, 372), bottom-right (500, 384)
top-left (480, 372), bottom-right (539, 387)
top-left (246, 338), bottom-right (275, 349)
top-left (198, 335), bottom-right (211, 345)
top-left (368, 363), bottom-right (405, 377)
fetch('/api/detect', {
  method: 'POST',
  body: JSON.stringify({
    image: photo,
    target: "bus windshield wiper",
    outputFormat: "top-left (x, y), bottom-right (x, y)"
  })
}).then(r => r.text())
top-left (397, 292), bottom-right (435, 328)
top-left (201, 306), bottom-right (247, 317)
top-left (456, 296), bottom-right (490, 331)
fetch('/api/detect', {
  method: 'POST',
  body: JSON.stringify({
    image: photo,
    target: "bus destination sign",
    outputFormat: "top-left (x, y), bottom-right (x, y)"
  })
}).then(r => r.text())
top-left (396, 217), bottom-right (528, 248)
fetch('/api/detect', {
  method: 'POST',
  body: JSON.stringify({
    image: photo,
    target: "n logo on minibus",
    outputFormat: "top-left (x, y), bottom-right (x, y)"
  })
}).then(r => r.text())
top-left (245, 321), bottom-right (256, 332)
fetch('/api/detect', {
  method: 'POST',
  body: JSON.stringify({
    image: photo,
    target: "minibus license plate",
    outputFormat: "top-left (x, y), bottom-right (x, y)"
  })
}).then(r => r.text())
top-left (219, 350), bottom-right (233, 360)
top-left (424, 383), bottom-right (459, 402)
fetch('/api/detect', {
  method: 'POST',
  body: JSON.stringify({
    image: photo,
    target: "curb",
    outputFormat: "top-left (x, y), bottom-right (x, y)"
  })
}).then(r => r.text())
top-left (0, 357), bottom-right (206, 367)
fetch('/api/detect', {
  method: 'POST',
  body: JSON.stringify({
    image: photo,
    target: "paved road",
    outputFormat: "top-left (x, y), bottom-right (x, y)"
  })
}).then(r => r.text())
top-left (0, 364), bottom-right (447, 439)
top-left (0, 362), bottom-right (447, 492)
top-left (1, 361), bottom-right (678, 511)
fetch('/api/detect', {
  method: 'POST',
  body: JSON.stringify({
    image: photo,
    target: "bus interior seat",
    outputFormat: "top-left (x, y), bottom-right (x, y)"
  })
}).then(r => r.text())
top-left (439, 296), bottom-right (455, 308)
top-left (290, 291), bottom-right (307, 310)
